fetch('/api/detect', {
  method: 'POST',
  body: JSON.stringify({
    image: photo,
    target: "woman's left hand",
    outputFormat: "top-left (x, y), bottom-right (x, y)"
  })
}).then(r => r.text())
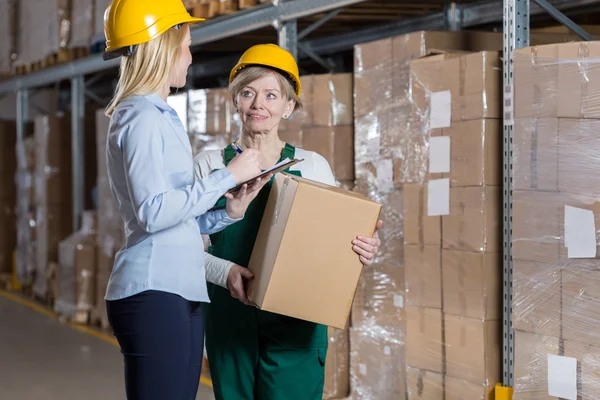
top-left (352, 220), bottom-right (383, 266)
top-left (225, 174), bottom-right (272, 219)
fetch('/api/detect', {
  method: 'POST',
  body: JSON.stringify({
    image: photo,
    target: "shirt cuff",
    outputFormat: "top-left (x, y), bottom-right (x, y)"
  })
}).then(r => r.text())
top-left (211, 167), bottom-right (237, 192)
top-left (215, 208), bottom-right (244, 224)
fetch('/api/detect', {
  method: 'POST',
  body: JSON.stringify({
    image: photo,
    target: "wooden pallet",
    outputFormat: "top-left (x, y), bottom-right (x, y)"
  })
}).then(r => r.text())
top-left (15, 47), bottom-right (91, 77)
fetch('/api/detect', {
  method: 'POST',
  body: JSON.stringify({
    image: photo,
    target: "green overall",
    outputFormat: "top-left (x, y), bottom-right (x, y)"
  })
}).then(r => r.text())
top-left (204, 143), bottom-right (328, 400)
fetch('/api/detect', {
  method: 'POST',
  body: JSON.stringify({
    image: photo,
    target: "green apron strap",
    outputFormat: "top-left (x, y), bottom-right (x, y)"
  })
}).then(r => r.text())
top-left (223, 144), bottom-right (236, 166)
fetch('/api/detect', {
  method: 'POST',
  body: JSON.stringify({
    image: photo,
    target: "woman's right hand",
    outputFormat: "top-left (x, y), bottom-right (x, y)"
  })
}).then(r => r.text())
top-left (227, 149), bottom-right (262, 184)
top-left (227, 265), bottom-right (255, 306)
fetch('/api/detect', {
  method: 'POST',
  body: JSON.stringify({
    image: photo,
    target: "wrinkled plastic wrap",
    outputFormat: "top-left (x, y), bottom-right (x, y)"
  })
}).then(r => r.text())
top-left (15, 0), bottom-right (76, 66)
top-left (55, 211), bottom-right (96, 321)
top-left (70, 0), bottom-right (94, 48)
top-left (512, 42), bottom-right (600, 399)
top-left (0, 0), bottom-right (17, 76)
top-left (93, 109), bottom-right (125, 329)
top-left (324, 327), bottom-right (350, 400)
top-left (32, 114), bottom-right (73, 300)
top-left (0, 121), bottom-right (17, 275)
top-left (187, 88), bottom-right (234, 155)
top-left (92, 0), bottom-right (111, 45)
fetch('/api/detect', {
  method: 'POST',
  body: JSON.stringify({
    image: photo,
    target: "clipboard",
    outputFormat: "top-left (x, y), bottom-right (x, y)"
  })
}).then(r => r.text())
top-left (227, 158), bottom-right (304, 193)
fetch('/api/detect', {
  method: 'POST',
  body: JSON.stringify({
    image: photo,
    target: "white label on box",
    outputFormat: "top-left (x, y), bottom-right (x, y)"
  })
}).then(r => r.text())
top-left (359, 363), bottom-right (367, 376)
top-left (547, 354), bottom-right (577, 400)
top-left (393, 295), bottom-right (404, 308)
top-left (430, 91), bottom-right (452, 129)
top-left (564, 205), bottom-right (597, 258)
top-left (376, 159), bottom-right (394, 194)
top-left (429, 136), bottom-right (451, 173)
top-left (384, 346), bottom-right (391, 356)
top-left (427, 178), bottom-right (450, 216)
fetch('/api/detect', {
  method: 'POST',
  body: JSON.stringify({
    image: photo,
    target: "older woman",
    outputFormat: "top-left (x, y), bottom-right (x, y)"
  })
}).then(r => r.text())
top-left (195, 43), bottom-right (382, 400)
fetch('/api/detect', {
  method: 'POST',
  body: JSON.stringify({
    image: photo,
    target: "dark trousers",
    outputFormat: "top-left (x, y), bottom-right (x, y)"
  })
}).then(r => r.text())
top-left (106, 290), bottom-right (205, 400)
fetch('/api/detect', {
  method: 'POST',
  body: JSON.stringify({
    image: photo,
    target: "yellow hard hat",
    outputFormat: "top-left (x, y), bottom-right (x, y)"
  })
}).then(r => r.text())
top-left (229, 44), bottom-right (301, 97)
top-left (103, 0), bottom-right (204, 61)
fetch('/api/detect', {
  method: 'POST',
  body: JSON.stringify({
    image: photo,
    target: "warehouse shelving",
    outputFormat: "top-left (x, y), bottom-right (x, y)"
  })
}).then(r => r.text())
top-left (2, 0), bottom-right (600, 394)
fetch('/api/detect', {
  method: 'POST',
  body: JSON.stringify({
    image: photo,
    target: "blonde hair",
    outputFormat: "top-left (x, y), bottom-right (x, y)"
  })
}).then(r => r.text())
top-left (105, 25), bottom-right (188, 116)
top-left (229, 66), bottom-right (302, 112)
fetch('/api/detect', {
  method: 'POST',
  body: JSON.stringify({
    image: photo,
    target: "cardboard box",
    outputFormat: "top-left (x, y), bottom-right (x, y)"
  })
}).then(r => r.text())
top-left (558, 118), bottom-right (600, 196)
top-left (558, 193), bottom-right (600, 260)
top-left (444, 315), bottom-right (501, 386)
top-left (351, 264), bottom-right (405, 329)
top-left (247, 173), bottom-right (381, 329)
top-left (443, 186), bottom-right (501, 253)
top-left (312, 73), bottom-right (353, 126)
top-left (512, 190), bottom-right (561, 263)
top-left (406, 307), bottom-right (443, 373)
top-left (564, 339), bottom-right (600, 399)
top-left (558, 41), bottom-right (600, 119)
top-left (301, 126), bottom-right (354, 181)
top-left (278, 129), bottom-right (302, 148)
top-left (513, 118), bottom-right (559, 191)
top-left (445, 375), bottom-right (495, 400)
top-left (281, 75), bottom-right (314, 131)
top-left (562, 262), bottom-right (600, 346)
top-left (513, 260), bottom-right (561, 338)
top-left (513, 330), bottom-right (559, 400)
top-left (323, 327), bottom-right (349, 400)
top-left (514, 44), bottom-right (560, 119)
top-left (403, 184), bottom-right (441, 246)
top-left (446, 119), bottom-right (502, 187)
top-left (405, 245), bottom-right (441, 309)
top-left (406, 367), bottom-right (444, 400)
top-left (442, 250), bottom-right (501, 320)
top-left (350, 328), bottom-right (406, 400)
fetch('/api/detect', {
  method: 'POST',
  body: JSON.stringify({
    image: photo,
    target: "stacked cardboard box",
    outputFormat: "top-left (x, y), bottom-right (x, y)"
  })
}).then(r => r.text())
top-left (0, 0), bottom-right (17, 77)
top-left (512, 40), bottom-right (600, 399)
top-left (0, 121), bottom-right (17, 276)
top-left (32, 115), bottom-right (73, 300)
top-left (93, 109), bottom-right (125, 329)
top-left (55, 210), bottom-right (97, 323)
top-left (93, 0), bottom-right (111, 46)
top-left (280, 73), bottom-right (355, 188)
top-left (402, 50), bottom-right (503, 400)
top-left (188, 88), bottom-right (236, 156)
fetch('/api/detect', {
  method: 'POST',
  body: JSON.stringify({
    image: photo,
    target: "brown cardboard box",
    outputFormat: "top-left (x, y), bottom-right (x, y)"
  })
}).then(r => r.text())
top-left (445, 375), bottom-right (494, 400)
top-left (514, 330), bottom-right (559, 400)
top-left (444, 315), bottom-right (501, 387)
top-left (301, 126), bottom-right (354, 181)
top-left (354, 38), bottom-right (393, 118)
top-left (443, 186), bottom-right (501, 253)
top-left (447, 119), bottom-right (502, 187)
top-left (442, 250), bottom-right (501, 320)
top-left (278, 129), bottom-right (302, 148)
top-left (512, 190), bottom-right (561, 263)
top-left (406, 367), bottom-right (444, 400)
top-left (404, 245), bottom-right (441, 309)
top-left (513, 260), bottom-right (561, 338)
top-left (323, 327), bottom-right (349, 400)
top-left (406, 307), bottom-right (443, 373)
top-left (247, 173), bottom-right (381, 329)
top-left (312, 73), bottom-right (353, 126)
top-left (351, 264), bottom-right (405, 329)
top-left (564, 339), bottom-right (600, 399)
top-left (350, 328), bottom-right (406, 400)
top-left (514, 44), bottom-right (560, 118)
top-left (558, 118), bottom-right (600, 196)
top-left (558, 41), bottom-right (600, 119)
top-left (280, 75), bottom-right (314, 131)
top-left (403, 184), bottom-right (441, 246)
top-left (513, 118), bottom-right (559, 191)
top-left (562, 262), bottom-right (600, 346)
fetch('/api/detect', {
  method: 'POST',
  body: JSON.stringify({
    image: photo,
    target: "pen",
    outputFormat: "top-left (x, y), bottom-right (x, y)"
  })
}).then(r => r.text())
top-left (233, 142), bottom-right (243, 154)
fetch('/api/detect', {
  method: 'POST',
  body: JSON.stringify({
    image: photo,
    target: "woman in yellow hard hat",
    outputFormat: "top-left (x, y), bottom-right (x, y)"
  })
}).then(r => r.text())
top-left (101, 1), bottom-right (269, 398)
top-left (194, 43), bottom-right (383, 400)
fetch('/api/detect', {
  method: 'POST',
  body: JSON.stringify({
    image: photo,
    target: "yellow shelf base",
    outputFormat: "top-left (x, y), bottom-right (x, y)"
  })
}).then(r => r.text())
top-left (495, 384), bottom-right (513, 400)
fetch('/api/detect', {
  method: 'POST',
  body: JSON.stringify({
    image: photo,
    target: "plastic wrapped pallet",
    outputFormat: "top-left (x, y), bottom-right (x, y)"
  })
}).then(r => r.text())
top-left (55, 211), bottom-right (97, 323)
top-left (93, 109), bottom-right (125, 329)
top-left (511, 40), bottom-right (600, 400)
top-left (32, 114), bottom-right (73, 300)
top-left (324, 327), bottom-right (350, 400)
top-left (70, 0), bottom-right (94, 48)
top-left (15, 0), bottom-right (72, 66)
top-left (93, 0), bottom-right (111, 45)
top-left (399, 49), bottom-right (503, 399)
top-left (187, 88), bottom-right (234, 156)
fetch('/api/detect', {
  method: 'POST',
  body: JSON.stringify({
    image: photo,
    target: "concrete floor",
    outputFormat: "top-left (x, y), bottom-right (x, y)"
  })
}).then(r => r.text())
top-left (0, 293), bottom-right (215, 400)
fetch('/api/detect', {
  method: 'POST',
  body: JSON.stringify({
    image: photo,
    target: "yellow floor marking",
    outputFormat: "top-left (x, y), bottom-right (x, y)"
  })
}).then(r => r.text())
top-left (0, 289), bottom-right (213, 389)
